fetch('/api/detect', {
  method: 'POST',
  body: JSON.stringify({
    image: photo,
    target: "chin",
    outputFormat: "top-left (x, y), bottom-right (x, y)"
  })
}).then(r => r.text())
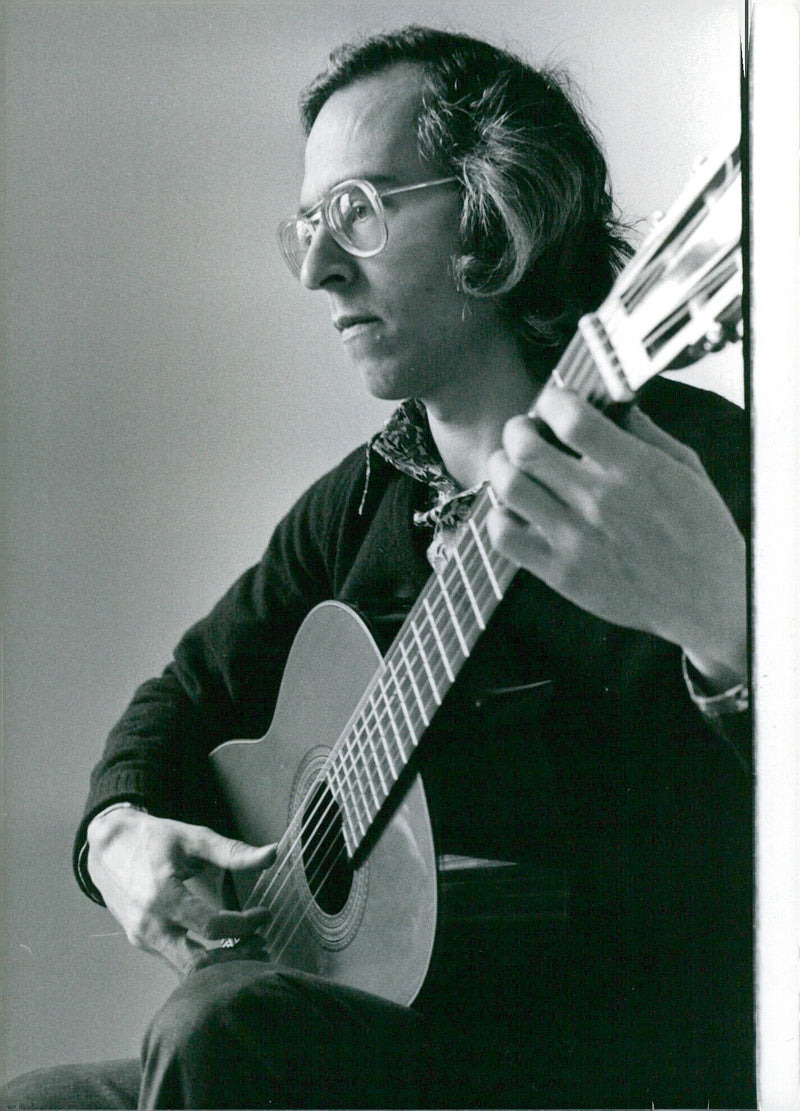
top-left (363, 380), bottom-right (409, 402)
top-left (356, 360), bottom-right (418, 402)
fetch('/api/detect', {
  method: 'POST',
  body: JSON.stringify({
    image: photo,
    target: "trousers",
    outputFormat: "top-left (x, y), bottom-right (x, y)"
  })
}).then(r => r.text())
top-left (1, 946), bottom-right (756, 1108)
top-left (3, 957), bottom-right (564, 1109)
top-left (1, 960), bottom-right (448, 1109)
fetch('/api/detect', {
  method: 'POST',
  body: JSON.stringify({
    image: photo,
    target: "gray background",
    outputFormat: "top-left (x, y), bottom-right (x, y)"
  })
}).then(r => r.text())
top-left (1, 0), bottom-right (743, 1081)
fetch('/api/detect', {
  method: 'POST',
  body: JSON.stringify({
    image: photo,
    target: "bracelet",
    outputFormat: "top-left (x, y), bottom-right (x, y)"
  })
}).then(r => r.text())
top-left (681, 653), bottom-right (750, 716)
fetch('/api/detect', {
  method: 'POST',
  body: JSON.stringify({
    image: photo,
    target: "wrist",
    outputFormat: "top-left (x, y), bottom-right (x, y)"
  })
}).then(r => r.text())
top-left (87, 801), bottom-right (148, 846)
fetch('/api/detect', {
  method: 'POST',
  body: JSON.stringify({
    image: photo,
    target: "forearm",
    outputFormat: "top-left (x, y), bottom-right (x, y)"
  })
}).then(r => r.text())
top-left (73, 669), bottom-right (222, 903)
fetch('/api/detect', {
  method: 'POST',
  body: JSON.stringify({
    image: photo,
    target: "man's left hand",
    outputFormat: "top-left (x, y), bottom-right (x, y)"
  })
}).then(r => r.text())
top-left (486, 382), bottom-right (747, 693)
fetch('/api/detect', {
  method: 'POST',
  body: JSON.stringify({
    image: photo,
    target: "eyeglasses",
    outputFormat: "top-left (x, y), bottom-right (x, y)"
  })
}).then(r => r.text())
top-left (277, 176), bottom-right (458, 278)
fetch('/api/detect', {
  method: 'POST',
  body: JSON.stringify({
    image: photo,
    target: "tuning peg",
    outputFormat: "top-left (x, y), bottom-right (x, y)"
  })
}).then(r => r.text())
top-left (702, 322), bottom-right (727, 352)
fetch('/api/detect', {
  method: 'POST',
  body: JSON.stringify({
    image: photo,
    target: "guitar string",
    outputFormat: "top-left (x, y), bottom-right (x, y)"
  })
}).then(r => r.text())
top-left (236, 333), bottom-right (606, 957)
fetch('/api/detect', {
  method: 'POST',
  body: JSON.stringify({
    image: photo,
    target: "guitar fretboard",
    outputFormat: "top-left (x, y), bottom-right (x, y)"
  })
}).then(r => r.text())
top-left (325, 327), bottom-right (620, 857)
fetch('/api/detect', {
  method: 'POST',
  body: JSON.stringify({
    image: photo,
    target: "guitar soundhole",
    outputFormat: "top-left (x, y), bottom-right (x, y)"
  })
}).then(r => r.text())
top-left (301, 782), bottom-right (353, 916)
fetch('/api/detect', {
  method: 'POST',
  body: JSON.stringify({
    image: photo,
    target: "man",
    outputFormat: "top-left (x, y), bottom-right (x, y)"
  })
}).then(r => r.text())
top-left (4, 25), bottom-right (753, 1109)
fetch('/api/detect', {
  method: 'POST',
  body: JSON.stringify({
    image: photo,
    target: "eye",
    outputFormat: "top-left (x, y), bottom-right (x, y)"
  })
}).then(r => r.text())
top-left (338, 194), bottom-right (372, 228)
top-left (348, 197), bottom-right (371, 221)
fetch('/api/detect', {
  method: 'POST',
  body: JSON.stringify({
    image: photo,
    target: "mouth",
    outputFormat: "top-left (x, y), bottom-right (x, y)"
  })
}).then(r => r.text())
top-left (333, 314), bottom-right (381, 334)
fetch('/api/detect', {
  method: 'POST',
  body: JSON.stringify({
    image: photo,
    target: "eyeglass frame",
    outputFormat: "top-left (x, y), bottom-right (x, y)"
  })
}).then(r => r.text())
top-left (277, 176), bottom-right (459, 278)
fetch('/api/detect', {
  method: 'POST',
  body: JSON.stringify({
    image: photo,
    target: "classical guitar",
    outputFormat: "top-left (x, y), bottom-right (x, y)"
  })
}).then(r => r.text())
top-left (210, 144), bottom-right (744, 1005)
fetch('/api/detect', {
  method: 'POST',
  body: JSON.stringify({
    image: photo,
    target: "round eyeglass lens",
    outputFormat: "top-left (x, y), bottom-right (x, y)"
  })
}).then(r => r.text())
top-left (326, 182), bottom-right (386, 254)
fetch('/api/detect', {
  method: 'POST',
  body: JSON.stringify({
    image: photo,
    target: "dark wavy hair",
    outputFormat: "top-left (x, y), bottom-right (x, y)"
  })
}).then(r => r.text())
top-left (300, 25), bottom-right (634, 368)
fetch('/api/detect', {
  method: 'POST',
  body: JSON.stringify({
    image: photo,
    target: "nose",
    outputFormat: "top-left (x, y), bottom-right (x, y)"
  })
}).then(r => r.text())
top-left (299, 224), bottom-right (355, 291)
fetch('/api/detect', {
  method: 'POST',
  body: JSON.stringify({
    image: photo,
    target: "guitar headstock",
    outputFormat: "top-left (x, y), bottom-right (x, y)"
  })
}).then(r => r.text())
top-left (594, 142), bottom-right (743, 398)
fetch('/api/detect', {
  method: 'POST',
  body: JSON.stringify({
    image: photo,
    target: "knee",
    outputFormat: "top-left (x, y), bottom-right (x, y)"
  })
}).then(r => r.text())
top-left (140, 961), bottom-right (304, 1108)
top-left (142, 959), bottom-right (301, 1070)
top-left (1, 1066), bottom-right (64, 1110)
top-left (143, 963), bottom-right (242, 1064)
top-left (0, 1060), bottom-right (139, 1110)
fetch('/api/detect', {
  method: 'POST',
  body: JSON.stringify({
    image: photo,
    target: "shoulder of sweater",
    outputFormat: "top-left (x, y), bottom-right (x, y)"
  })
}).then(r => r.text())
top-left (637, 374), bottom-right (747, 440)
top-left (278, 437), bottom-right (404, 531)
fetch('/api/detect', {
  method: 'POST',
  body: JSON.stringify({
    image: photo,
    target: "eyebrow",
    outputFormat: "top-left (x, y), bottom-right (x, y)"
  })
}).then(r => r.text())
top-left (298, 173), bottom-right (403, 216)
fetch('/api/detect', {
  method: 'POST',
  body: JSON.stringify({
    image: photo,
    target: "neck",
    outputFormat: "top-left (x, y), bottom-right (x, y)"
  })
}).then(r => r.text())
top-left (422, 354), bottom-right (543, 489)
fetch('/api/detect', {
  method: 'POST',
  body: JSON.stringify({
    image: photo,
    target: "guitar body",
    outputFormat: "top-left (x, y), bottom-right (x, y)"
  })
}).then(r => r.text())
top-left (210, 601), bottom-right (438, 1006)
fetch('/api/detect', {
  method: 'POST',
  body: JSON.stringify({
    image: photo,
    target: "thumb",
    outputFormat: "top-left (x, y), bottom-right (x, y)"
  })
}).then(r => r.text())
top-left (186, 826), bottom-right (277, 873)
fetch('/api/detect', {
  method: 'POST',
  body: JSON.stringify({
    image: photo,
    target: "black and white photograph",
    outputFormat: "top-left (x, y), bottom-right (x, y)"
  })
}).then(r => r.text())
top-left (1, 1), bottom-right (797, 1107)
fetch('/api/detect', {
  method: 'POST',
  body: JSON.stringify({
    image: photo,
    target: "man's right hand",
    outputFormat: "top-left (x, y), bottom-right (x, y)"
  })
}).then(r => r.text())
top-left (87, 806), bottom-right (276, 976)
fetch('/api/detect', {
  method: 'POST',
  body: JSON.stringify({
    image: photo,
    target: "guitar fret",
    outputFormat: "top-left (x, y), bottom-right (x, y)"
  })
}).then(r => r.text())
top-left (453, 547), bottom-right (486, 629)
top-left (398, 640), bottom-right (430, 726)
top-left (357, 716), bottom-right (383, 814)
top-left (388, 657), bottom-right (417, 749)
top-left (377, 672), bottom-right (406, 773)
top-left (437, 573), bottom-right (469, 656)
top-left (327, 764), bottom-right (360, 856)
top-left (380, 730), bottom-right (398, 783)
top-left (339, 771), bottom-right (364, 851)
top-left (353, 795), bottom-right (368, 841)
top-left (459, 566), bottom-right (491, 627)
top-left (424, 597), bottom-right (455, 681)
top-left (339, 735), bottom-right (370, 842)
top-left (365, 705), bottom-right (391, 797)
top-left (469, 517), bottom-right (503, 599)
top-left (410, 618), bottom-right (441, 705)
top-left (373, 692), bottom-right (398, 783)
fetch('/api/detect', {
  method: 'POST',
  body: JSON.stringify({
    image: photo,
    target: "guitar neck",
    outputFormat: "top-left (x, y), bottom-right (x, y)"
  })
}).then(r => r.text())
top-left (327, 325), bottom-right (627, 858)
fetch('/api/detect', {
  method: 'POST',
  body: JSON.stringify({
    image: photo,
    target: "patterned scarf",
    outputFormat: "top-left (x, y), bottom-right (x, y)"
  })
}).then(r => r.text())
top-left (368, 398), bottom-right (486, 571)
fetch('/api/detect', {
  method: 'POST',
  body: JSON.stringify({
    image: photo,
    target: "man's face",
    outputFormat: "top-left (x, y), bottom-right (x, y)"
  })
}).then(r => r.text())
top-left (298, 64), bottom-right (510, 406)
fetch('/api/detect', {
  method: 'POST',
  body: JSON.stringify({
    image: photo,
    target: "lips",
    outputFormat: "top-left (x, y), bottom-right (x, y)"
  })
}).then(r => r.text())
top-left (333, 314), bottom-right (381, 332)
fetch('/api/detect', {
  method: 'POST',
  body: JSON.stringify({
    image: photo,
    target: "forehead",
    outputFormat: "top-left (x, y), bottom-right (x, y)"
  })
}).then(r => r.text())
top-left (300, 64), bottom-right (428, 206)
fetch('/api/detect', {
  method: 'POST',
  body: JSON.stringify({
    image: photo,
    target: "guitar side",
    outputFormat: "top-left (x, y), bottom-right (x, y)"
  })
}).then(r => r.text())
top-left (209, 600), bottom-right (439, 1006)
